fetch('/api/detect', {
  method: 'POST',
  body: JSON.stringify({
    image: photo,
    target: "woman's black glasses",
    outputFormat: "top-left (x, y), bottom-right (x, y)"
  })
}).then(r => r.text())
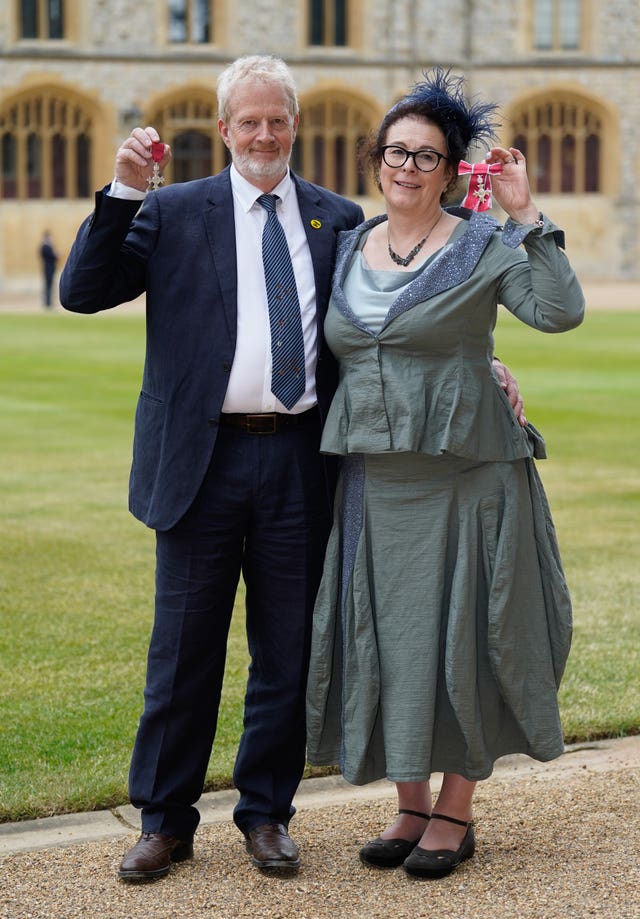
top-left (381, 146), bottom-right (450, 173)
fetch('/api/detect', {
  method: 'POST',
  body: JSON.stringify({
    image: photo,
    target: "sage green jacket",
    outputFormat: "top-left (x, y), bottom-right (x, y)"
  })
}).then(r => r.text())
top-left (320, 210), bottom-right (585, 461)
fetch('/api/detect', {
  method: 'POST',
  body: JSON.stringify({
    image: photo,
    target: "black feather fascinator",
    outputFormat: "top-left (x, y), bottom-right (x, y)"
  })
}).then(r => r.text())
top-left (383, 67), bottom-right (501, 163)
top-left (407, 68), bottom-right (499, 148)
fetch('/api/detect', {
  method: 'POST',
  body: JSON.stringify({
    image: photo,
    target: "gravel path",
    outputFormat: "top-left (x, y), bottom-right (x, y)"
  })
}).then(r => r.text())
top-left (1, 740), bottom-right (638, 919)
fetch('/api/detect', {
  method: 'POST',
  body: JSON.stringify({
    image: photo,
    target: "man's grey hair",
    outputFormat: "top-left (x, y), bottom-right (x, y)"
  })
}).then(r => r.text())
top-left (217, 55), bottom-right (299, 124)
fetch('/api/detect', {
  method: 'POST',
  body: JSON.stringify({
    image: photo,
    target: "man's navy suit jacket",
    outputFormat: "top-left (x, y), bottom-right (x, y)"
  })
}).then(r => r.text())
top-left (60, 167), bottom-right (364, 531)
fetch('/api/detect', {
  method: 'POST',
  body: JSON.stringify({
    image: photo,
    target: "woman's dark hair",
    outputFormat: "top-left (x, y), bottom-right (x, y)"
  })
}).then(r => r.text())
top-left (360, 67), bottom-right (501, 200)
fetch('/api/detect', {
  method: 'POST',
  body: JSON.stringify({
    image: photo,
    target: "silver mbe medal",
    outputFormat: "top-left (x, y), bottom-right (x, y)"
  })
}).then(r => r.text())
top-left (147, 141), bottom-right (166, 191)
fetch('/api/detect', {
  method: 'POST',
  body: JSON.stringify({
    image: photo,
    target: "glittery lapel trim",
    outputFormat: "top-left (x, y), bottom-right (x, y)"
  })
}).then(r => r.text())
top-left (332, 216), bottom-right (387, 335)
top-left (332, 211), bottom-right (500, 334)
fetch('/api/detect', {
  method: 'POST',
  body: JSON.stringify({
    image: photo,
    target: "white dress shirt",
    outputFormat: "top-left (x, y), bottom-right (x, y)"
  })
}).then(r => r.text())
top-left (223, 165), bottom-right (317, 413)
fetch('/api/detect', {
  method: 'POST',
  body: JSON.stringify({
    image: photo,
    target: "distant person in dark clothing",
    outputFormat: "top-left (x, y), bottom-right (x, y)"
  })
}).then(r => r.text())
top-left (40, 231), bottom-right (58, 308)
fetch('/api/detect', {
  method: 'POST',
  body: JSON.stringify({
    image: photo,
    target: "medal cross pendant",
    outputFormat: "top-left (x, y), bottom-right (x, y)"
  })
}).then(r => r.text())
top-left (147, 162), bottom-right (165, 191)
top-left (473, 176), bottom-right (490, 205)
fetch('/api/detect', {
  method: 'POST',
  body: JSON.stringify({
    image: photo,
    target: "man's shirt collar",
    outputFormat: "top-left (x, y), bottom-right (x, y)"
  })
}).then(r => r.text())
top-left (230, 163), bottom-right (293, 213)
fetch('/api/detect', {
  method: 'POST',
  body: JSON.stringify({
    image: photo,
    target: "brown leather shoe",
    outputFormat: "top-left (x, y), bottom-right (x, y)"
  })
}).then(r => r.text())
top-left (245, 823), bottom-right (301, 869)
top-left (118, 832), bottom-right (194, 881)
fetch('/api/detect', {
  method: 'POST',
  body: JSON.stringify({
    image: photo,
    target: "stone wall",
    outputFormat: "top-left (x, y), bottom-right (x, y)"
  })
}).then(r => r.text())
top-left (0, 0), bottom-right (639, 287)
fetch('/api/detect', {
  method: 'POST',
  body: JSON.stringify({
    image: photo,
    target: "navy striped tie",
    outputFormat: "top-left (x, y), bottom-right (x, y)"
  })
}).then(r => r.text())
top-left (258, 194), bottom-right (306, 410)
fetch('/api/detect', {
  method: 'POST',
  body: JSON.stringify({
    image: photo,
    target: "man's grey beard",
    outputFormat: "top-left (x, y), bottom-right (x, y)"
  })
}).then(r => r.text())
top-left (232, 151), bottom-right (291, 182)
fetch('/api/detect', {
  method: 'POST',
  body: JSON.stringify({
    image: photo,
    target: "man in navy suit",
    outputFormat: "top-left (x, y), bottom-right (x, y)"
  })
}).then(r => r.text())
top-left (61, 54), bottom-right (364, 880)
top-left (61, 54), bottom-right (522, 882)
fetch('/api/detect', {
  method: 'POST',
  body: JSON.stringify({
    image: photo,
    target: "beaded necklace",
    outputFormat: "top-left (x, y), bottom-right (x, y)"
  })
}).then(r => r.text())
top-left (387, 210), bottom-right (444, 267)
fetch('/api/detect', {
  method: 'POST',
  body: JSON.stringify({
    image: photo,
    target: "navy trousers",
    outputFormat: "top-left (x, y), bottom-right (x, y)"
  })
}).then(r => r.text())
top-left (128, 412), bottom-right (332, 840)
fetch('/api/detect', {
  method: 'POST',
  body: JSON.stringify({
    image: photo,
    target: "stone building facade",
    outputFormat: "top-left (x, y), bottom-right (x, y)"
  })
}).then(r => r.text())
top-left (0, 0), bottom-right (638, 291)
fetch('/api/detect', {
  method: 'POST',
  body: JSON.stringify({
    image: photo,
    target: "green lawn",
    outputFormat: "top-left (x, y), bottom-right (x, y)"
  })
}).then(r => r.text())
top-left (0, 308), bottom-right (638, 822)
top-left (495, 308), bottom-right (640, 744)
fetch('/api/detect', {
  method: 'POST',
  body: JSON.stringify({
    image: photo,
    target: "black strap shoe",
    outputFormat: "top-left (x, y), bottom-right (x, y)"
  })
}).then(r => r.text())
top-left (403, 812), bottom-right (475, 879)
top-left (359, 809), bottom-right (431, 868)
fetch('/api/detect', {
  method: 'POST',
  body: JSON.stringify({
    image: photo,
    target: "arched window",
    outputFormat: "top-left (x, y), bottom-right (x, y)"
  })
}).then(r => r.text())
top-left (308, 0), bottom-right (348, 47)
top-left (19, 0), bottom-right (65, 40)
top-left (510, 95), bottom-right (603, 193)
top-left (0, 89), bottom-right (93, 199)
top-left (295, 95), bottom-right (377, 197)
top-left (148, 91), bottom-right (228, 182)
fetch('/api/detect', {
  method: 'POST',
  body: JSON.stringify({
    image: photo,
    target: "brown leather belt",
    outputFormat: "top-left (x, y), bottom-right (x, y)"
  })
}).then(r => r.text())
top-left (218, 409), bottom-right (318, 435)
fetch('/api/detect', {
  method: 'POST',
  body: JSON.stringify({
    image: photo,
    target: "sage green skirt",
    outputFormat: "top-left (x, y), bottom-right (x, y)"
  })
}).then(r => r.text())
top-left (306, 451), bottom-right (572, 785)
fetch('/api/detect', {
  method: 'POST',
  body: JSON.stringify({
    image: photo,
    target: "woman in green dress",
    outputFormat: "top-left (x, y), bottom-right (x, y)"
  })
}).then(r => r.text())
top-left (305, 69), bottom-right (584, 880)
